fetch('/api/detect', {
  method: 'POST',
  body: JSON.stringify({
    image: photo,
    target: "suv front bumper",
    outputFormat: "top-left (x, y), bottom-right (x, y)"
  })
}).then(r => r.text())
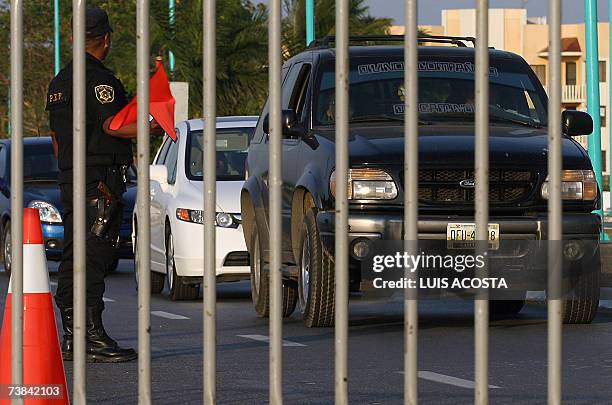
top-left (316, 211), bottom-right (601, 242)
top-left (315, 211), bottom-right (601, 291)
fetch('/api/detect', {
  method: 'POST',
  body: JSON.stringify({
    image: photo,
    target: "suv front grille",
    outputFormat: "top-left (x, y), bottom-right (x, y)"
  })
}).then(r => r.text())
top-left (415, 169), bottom-right (534, 204)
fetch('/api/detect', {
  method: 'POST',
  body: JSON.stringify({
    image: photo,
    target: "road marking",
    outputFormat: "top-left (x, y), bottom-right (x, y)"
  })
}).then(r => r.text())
top-left (151, 310), bottom-right (189, 320)
top-left (102, 297), bottom-right (115, 303)
top-left (397, 371), bottom-right (501, 389)
top-left (237, 334), bottom-right (306, 347)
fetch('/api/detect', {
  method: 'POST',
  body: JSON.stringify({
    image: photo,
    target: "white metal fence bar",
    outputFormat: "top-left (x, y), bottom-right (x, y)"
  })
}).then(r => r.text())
top-left (202, 0), bottom-right (217, 405)
top-left (474, 1), bottom-right (490, 404)
top-left (9, 1), bottom-right (24, 404)
top-left (403, 1), bottom-right (419, 404)
top-left (203, 0), bottom-right (217, 403)
top-left (334, 0), bottom-right (349, 403)
top-left (268, 0), bottom-right (284, 403)
top-left (72, 1), bottom-right (87, 403)
top-left (547, 1), bottom-right (563, 404)
top-left (136, 0), bottom-right (152, 403)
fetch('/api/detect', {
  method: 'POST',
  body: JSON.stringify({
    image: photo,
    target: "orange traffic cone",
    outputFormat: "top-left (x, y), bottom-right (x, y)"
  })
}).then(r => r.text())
top-left (0, 208), bottom-right (69, 404)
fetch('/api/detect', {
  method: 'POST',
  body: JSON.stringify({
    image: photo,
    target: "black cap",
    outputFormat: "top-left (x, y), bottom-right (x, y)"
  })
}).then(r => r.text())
top-left (85, 8), bottom-right (113, 37)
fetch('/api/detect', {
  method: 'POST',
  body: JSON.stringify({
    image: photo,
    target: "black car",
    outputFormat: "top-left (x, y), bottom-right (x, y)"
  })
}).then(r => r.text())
top-left (0, 137), bottom-right (136, 276)
top-left (242, 36), bottom-right (602, 327)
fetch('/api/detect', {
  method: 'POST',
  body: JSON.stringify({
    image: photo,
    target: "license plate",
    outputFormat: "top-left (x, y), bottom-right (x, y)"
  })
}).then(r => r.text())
top-left (446, 223), bottom-right (500, 250)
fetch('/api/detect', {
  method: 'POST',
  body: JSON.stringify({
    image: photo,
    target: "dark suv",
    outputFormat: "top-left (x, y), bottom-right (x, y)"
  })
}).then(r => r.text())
top-left (241, 36), bottom-right (600, 327)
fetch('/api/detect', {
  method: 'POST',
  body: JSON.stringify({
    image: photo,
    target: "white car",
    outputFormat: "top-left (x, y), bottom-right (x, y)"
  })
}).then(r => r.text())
top-left (133, 116), bottom-right (257, 300)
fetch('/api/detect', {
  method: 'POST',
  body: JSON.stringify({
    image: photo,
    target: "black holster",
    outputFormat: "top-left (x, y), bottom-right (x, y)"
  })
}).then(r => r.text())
top-left (88, 196), bottom-right (123, 246)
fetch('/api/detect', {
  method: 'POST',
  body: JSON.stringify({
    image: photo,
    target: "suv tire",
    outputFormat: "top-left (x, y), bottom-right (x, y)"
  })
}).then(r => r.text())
top-left (298, 209), bottom-right (335, 327)
top-left (249, 222), bottom-right (297, 318)
top-left (562, 266), bottom-right (600, 324)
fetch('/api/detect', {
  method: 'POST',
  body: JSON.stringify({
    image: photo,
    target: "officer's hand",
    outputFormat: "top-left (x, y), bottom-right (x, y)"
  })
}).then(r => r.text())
top-left (149, 119), bottom-right (165, 136)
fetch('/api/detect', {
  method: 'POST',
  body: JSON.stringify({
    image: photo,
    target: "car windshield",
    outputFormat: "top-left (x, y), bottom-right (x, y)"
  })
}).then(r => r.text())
top-left (24, 142), bottom-right (59, 180)
top-left (314, 55), bottom-right (548, 128)
top-left (187, 127), bottom-right (253, 181)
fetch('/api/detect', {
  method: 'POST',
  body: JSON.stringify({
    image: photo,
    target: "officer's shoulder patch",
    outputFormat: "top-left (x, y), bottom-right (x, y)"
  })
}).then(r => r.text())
top-left (46, 91), bottom-right (65, 108)
top-left (94, 84), bottom-right (115, 104)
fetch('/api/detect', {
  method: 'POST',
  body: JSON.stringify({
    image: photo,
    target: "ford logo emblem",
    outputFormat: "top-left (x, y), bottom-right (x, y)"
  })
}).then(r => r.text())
top-left (459, 179), bottom-right (475, 188)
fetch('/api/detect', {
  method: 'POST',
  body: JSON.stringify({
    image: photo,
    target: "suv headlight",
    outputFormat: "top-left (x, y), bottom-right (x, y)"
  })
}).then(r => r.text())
top-left (176, 208), bottom-right (241, 228)
top-left (28, 200), bottom-right (62, 223)
top-left (330, 168), bottom-right (398, 200)
top-left (541, 170), bottom-right (597, 201)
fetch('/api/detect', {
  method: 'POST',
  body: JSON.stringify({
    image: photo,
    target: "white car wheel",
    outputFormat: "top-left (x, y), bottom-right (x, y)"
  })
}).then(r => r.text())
top-left (166, 228), bottom-right (199, 300)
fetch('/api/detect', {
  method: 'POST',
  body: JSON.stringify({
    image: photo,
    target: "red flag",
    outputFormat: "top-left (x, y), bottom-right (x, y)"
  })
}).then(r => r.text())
top-left (109, 59), bottom-right (177, 141)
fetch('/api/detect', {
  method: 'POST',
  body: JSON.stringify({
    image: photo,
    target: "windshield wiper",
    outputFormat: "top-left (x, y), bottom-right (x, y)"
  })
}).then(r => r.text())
top-left (350, 114), bottom-right (430, 125)
top-left (490, 114), bottom-right (542, 128)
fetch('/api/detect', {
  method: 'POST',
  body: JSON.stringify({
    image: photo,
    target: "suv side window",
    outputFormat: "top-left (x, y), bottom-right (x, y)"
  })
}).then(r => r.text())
top-left (165, 139), bottom-right (179, 184)
top-left (282, 62), bottom-right (304, 108)
top-left (289, 64), bottom-right (312, 119)
top-left (0, 146), bottom-right (7, 180)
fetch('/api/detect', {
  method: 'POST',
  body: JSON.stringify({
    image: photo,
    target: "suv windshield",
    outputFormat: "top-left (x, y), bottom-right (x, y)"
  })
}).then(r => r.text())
top-left (187, 127), bottom-right (253, 181)
top-left (314, 56), bottom-right (547, 128)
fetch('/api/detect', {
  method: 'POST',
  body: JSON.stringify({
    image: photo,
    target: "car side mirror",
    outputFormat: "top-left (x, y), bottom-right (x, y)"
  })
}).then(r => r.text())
top-left (150, 165), bottom-right (168, 185)
top-left (562, 110), bottom-right (593, 136)
top-left (262, 110), bottom-right (305, 139)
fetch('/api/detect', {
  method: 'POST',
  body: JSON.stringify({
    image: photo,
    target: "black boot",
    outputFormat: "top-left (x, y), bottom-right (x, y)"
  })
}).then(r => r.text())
top-left (58, 306), bottom-right (74, 361)
top-left (86, 305), bottom-right (137, 363)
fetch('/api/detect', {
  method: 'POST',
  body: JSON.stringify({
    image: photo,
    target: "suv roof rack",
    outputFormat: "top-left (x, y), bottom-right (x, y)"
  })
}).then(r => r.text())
top-left (308, 35), bottom-right (476, 49)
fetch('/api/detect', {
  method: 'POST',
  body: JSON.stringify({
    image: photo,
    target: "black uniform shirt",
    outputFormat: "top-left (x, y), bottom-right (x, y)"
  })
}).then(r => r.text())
top-left (46, 53), bottom-right (133, 185)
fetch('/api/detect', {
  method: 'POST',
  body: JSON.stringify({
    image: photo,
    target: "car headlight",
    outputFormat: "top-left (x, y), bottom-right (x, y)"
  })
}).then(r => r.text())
top-left (330, 168), bottom-right (398, 200)
top-left (541, 170), bottom-right (597, 201)
top-left (176, 208), bottom-right (241, 228)
top-left (28, 200), bottom-right (62, 223)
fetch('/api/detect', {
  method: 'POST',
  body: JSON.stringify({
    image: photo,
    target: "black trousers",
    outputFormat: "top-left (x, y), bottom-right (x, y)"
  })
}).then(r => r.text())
top-left (55, 177), bottom-right (124, 309)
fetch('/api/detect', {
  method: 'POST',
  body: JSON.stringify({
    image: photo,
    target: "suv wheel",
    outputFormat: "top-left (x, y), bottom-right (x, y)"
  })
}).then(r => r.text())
top-left (249, 222), bottom-right (297, 318)
top-left (2, 220), bottom-right (11, 277)
top-left (297, 209), bottom-right (335, 327)
top-left (562, 265), bottom-right (600, 324)
top-left (166, 229), bottom-right (200, 300)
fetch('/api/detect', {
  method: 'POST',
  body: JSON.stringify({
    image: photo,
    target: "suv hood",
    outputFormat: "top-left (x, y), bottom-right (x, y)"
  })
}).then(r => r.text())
top-left (318, 125), bottom-right (590, 169)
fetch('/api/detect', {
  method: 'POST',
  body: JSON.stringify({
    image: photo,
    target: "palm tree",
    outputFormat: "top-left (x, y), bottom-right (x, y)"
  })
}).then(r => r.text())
top-left (282, 0), bottom-right (393, 57)
top-left (151, 0), bottom-right (269, 117)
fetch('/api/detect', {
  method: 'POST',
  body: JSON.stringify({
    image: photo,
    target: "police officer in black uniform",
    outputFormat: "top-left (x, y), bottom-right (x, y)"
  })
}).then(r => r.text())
top-left (46, 8), bottom-right (162, 363)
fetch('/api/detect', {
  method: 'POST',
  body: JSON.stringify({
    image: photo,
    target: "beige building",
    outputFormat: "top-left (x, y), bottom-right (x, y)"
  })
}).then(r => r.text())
top-left (391, 8), bottom-right (612, 174)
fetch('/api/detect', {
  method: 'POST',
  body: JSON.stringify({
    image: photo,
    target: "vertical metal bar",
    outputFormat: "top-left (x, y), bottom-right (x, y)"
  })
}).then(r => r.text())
top-left (474, 1), bottom-right (489, 404)
top-left (168, 0), bottom-right (176, 74)
top-left (54, 0), bottom-right (61, 75)
top-left (585, 0), bottom-right (604, 225)
top-left (547, 2), bottom-right (563, 404)
top-left (203, 0), bottom-right (216, 403)
top-left (335, 0), bottom-right (349, 403)
top-left (403, 1), bottom-right (418, 404)
top-left (269, 0), bottom-right (283, 403)
top-left (9, 2), bottom-right (24, 404)
top-left (610, 0), bottom-right (612, 215)
top-left (305, 0), bottom-right (315, 46)
top-left (72, 1), bottom-right (87, 403)
top-left (136, 0), bottom-right (152, 403)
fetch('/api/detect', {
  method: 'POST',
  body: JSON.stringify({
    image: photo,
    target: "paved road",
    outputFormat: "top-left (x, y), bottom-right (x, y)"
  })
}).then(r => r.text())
top-left (1, 261), bottom-right (612, 404)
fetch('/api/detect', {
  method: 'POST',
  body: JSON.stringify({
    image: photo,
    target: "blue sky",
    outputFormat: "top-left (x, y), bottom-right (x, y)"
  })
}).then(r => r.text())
top-left (255, 1), bottom-right (611, 25)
